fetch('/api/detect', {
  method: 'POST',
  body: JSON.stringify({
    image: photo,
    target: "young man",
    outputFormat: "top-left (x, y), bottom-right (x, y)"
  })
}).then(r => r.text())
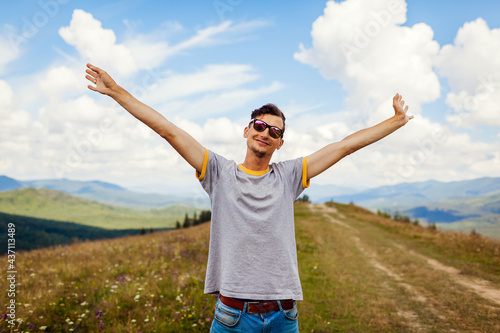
top-left (85, 63), bottom-right (413, 332)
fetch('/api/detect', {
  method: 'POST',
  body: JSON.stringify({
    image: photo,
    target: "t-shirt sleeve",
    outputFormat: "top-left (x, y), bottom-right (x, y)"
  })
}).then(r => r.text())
top-left (277, 157), bottom-right (310, 200)
top-left (196, 149), bottom-right (225, 196)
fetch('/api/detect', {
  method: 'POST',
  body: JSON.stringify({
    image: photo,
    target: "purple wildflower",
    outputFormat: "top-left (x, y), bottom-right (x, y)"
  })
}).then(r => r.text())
top-left (96, 310), bottom-right (102, 319)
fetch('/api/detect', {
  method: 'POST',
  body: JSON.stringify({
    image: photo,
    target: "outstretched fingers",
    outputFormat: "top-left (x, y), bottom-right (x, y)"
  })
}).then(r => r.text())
top-left (393, 93), bottom-right (413, 120)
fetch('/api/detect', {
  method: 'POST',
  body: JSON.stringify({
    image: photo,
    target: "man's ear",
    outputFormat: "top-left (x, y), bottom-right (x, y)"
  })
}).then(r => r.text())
top-left (243, 126), bottom-right (249, 138)
top-left (277, 138), bottom-right (284, 150)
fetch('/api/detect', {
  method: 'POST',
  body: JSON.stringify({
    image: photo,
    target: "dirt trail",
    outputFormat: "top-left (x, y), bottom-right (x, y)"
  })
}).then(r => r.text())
top-left (310, 203), bottom-right (350, 229)
top-left (310, 204), bottom-right (432, 329)
top-left (394, 243), bottom-right (500, 306)
top-left (312, 203), bottom-right (500, 307)
top-left (309, 203), bottom-right (500, 331)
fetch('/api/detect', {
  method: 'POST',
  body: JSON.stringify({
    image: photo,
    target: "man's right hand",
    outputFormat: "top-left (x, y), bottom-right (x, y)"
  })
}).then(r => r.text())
top-left (85, 63), bottom-right (119, 96)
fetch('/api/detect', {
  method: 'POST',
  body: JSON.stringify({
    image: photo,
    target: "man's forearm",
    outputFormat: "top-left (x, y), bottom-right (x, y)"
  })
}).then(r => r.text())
top-left (342, 114), bottom-right (407, 155)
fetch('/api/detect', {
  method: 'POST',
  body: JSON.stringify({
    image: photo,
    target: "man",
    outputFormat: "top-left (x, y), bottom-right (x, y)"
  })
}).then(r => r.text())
top-left (85, 63), bottom-right (413, 332)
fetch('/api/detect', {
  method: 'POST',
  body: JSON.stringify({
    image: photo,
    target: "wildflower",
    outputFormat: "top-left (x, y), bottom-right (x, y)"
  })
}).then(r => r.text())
top-left (99, 322), bottom-right (104, 330)
top-left (131, 319), bottom-right (137, 323)
top-left (96, 310), bottom-right (103, 319)
top-left (39, 326), bottom-right (47, 331)
top-left (80, 301), bottom-right (88, 306)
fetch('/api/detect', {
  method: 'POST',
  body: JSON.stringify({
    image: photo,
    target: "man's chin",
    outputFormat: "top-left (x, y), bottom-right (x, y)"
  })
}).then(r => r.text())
top-left (250, 146), bottom-right (267, 158)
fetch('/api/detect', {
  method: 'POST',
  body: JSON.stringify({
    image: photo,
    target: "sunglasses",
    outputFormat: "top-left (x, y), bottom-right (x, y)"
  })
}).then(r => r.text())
top-left (249, 119), bottom-right (284, 139)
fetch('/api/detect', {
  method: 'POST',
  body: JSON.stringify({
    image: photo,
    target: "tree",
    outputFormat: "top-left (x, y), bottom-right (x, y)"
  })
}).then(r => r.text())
top-left (296, 194), bottom-right (310, 203)
top-left (183, 213), bottom-right (191, 228)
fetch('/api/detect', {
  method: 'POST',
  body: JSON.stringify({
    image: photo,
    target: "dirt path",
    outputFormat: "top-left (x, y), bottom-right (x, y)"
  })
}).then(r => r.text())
top-left (310, 204), bottom-right (433, 330)
top-left (309, 203), bottom-right (500, 331)
top-left (312, 203), bottom-right (500, 306)
top-left (394, 243), bottom-right (500, 306)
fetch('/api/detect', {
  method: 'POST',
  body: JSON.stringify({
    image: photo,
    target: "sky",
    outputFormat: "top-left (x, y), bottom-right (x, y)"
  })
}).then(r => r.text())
top-left (1, 0), bottom-right (500, 195)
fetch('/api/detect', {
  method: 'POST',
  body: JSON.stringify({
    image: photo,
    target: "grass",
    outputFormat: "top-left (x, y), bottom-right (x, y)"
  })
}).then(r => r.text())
top-left (1, 202), bottom-right (499, 332)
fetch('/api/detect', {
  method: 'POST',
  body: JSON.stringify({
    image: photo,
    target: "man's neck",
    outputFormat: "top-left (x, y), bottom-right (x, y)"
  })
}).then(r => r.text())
top-left (242, 151), bottom-right (273, 171)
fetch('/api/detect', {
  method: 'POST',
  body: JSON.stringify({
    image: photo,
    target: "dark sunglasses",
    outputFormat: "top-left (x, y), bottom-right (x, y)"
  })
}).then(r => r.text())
top-left (249, 119), bottom-right (284, 139)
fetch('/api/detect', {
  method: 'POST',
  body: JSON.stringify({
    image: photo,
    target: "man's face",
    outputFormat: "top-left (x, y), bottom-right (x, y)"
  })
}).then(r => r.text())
top-left (244, 114), bottom-right (284, 158)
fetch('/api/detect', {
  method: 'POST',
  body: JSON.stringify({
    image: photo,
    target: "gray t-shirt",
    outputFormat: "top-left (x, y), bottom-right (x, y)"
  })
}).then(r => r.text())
top-left (197, 149), bottom-right (309, 300)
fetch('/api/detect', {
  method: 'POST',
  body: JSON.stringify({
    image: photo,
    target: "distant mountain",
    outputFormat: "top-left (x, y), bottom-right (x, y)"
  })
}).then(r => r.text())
top-left (311, 177), bottom-right (500, 239)
top-left (318, 177), bottom-right (500, 210)
top-left (0, 175), bottom-right (24, 191)
top-left (0, 176), bottom-right (210, 209)
top-left (303, 183), bottom-right (364, 201)
top-left (23, 178), bottom-right (126, 193)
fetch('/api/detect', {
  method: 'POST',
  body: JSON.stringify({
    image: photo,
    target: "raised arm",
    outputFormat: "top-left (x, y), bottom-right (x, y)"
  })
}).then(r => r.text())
top-left (306, 93), bottom-right (413, 180)
top-left (85, 63), bottom-right (206, 174)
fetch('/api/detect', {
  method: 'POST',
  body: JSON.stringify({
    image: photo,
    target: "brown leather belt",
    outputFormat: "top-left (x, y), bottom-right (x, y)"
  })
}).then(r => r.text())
top-left (219, 295), bottom-right (295, 314)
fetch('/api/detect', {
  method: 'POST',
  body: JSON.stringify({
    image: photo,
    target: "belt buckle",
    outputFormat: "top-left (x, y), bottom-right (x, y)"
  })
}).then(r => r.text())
top-left (247, 301), bottom-right (277, 314)
top-left (246, 301), bottom-right (262, 314)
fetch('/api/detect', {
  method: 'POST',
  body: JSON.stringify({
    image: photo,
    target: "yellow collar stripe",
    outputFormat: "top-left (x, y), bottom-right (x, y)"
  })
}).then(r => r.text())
top-left (238, 164), bottom-right (270, 176)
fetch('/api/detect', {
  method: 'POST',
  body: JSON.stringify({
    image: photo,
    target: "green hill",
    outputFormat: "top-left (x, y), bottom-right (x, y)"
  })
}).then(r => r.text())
top-left (0, 202), bottom-right (498, 332)
top-left (0, 212), bottom-right (161, 252)
top-left (0, 188), bottom-right (198, 229)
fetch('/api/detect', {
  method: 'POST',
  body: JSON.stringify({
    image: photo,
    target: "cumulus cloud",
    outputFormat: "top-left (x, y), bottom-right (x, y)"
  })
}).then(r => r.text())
top-left (0, 80), bottom-right (15, 116)
top-left (59, 9), bottom-right (137, 77)
top-left (294, 0), bottom-right (440, 124)
top-left (437, 18), bottom-right (500, 127)
top-left (37, 65), bottom-right (87, 98)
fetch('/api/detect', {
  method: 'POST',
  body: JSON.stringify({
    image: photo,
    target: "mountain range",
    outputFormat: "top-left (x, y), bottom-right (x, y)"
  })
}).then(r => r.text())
top-left (0, 175), bottom-right (210, 209)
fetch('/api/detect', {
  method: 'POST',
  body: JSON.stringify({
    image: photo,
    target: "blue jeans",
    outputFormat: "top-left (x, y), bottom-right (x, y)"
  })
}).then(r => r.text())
top-left (210, 298), bottom-right (299, 333)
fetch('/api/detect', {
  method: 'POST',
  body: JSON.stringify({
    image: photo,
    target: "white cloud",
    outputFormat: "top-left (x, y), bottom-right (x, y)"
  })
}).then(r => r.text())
top-left (437, 18), bottom-right (500, 127)
top-left (59, 9), bottom-right (137, 77)
top-left (163, 19), bottom-right (271, 58)
top-left (37, 66), bottom-right (87, 98)
top-left (145, 64), bottom-right (260, 104)
top-left (294, 0), bottom-right (440, 124)
top-left (0, 80), bottom-right (15, 116)
top-left (59, 9), bottom-right (270, 80)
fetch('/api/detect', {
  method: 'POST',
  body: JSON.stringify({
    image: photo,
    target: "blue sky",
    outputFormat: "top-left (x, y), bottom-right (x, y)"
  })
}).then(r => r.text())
top-left (1, 0), bottom-right (500, 194)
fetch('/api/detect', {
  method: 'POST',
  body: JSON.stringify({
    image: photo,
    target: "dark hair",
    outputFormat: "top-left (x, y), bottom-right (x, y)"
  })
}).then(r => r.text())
top-left (250, 103), bottom-right (286, 132)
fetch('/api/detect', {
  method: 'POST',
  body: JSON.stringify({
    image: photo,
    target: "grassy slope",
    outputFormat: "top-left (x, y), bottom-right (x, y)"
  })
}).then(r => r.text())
top-left (0, 188), bottom-right (198, 229)
top-left (1, 202), bottom-right (499, 332)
